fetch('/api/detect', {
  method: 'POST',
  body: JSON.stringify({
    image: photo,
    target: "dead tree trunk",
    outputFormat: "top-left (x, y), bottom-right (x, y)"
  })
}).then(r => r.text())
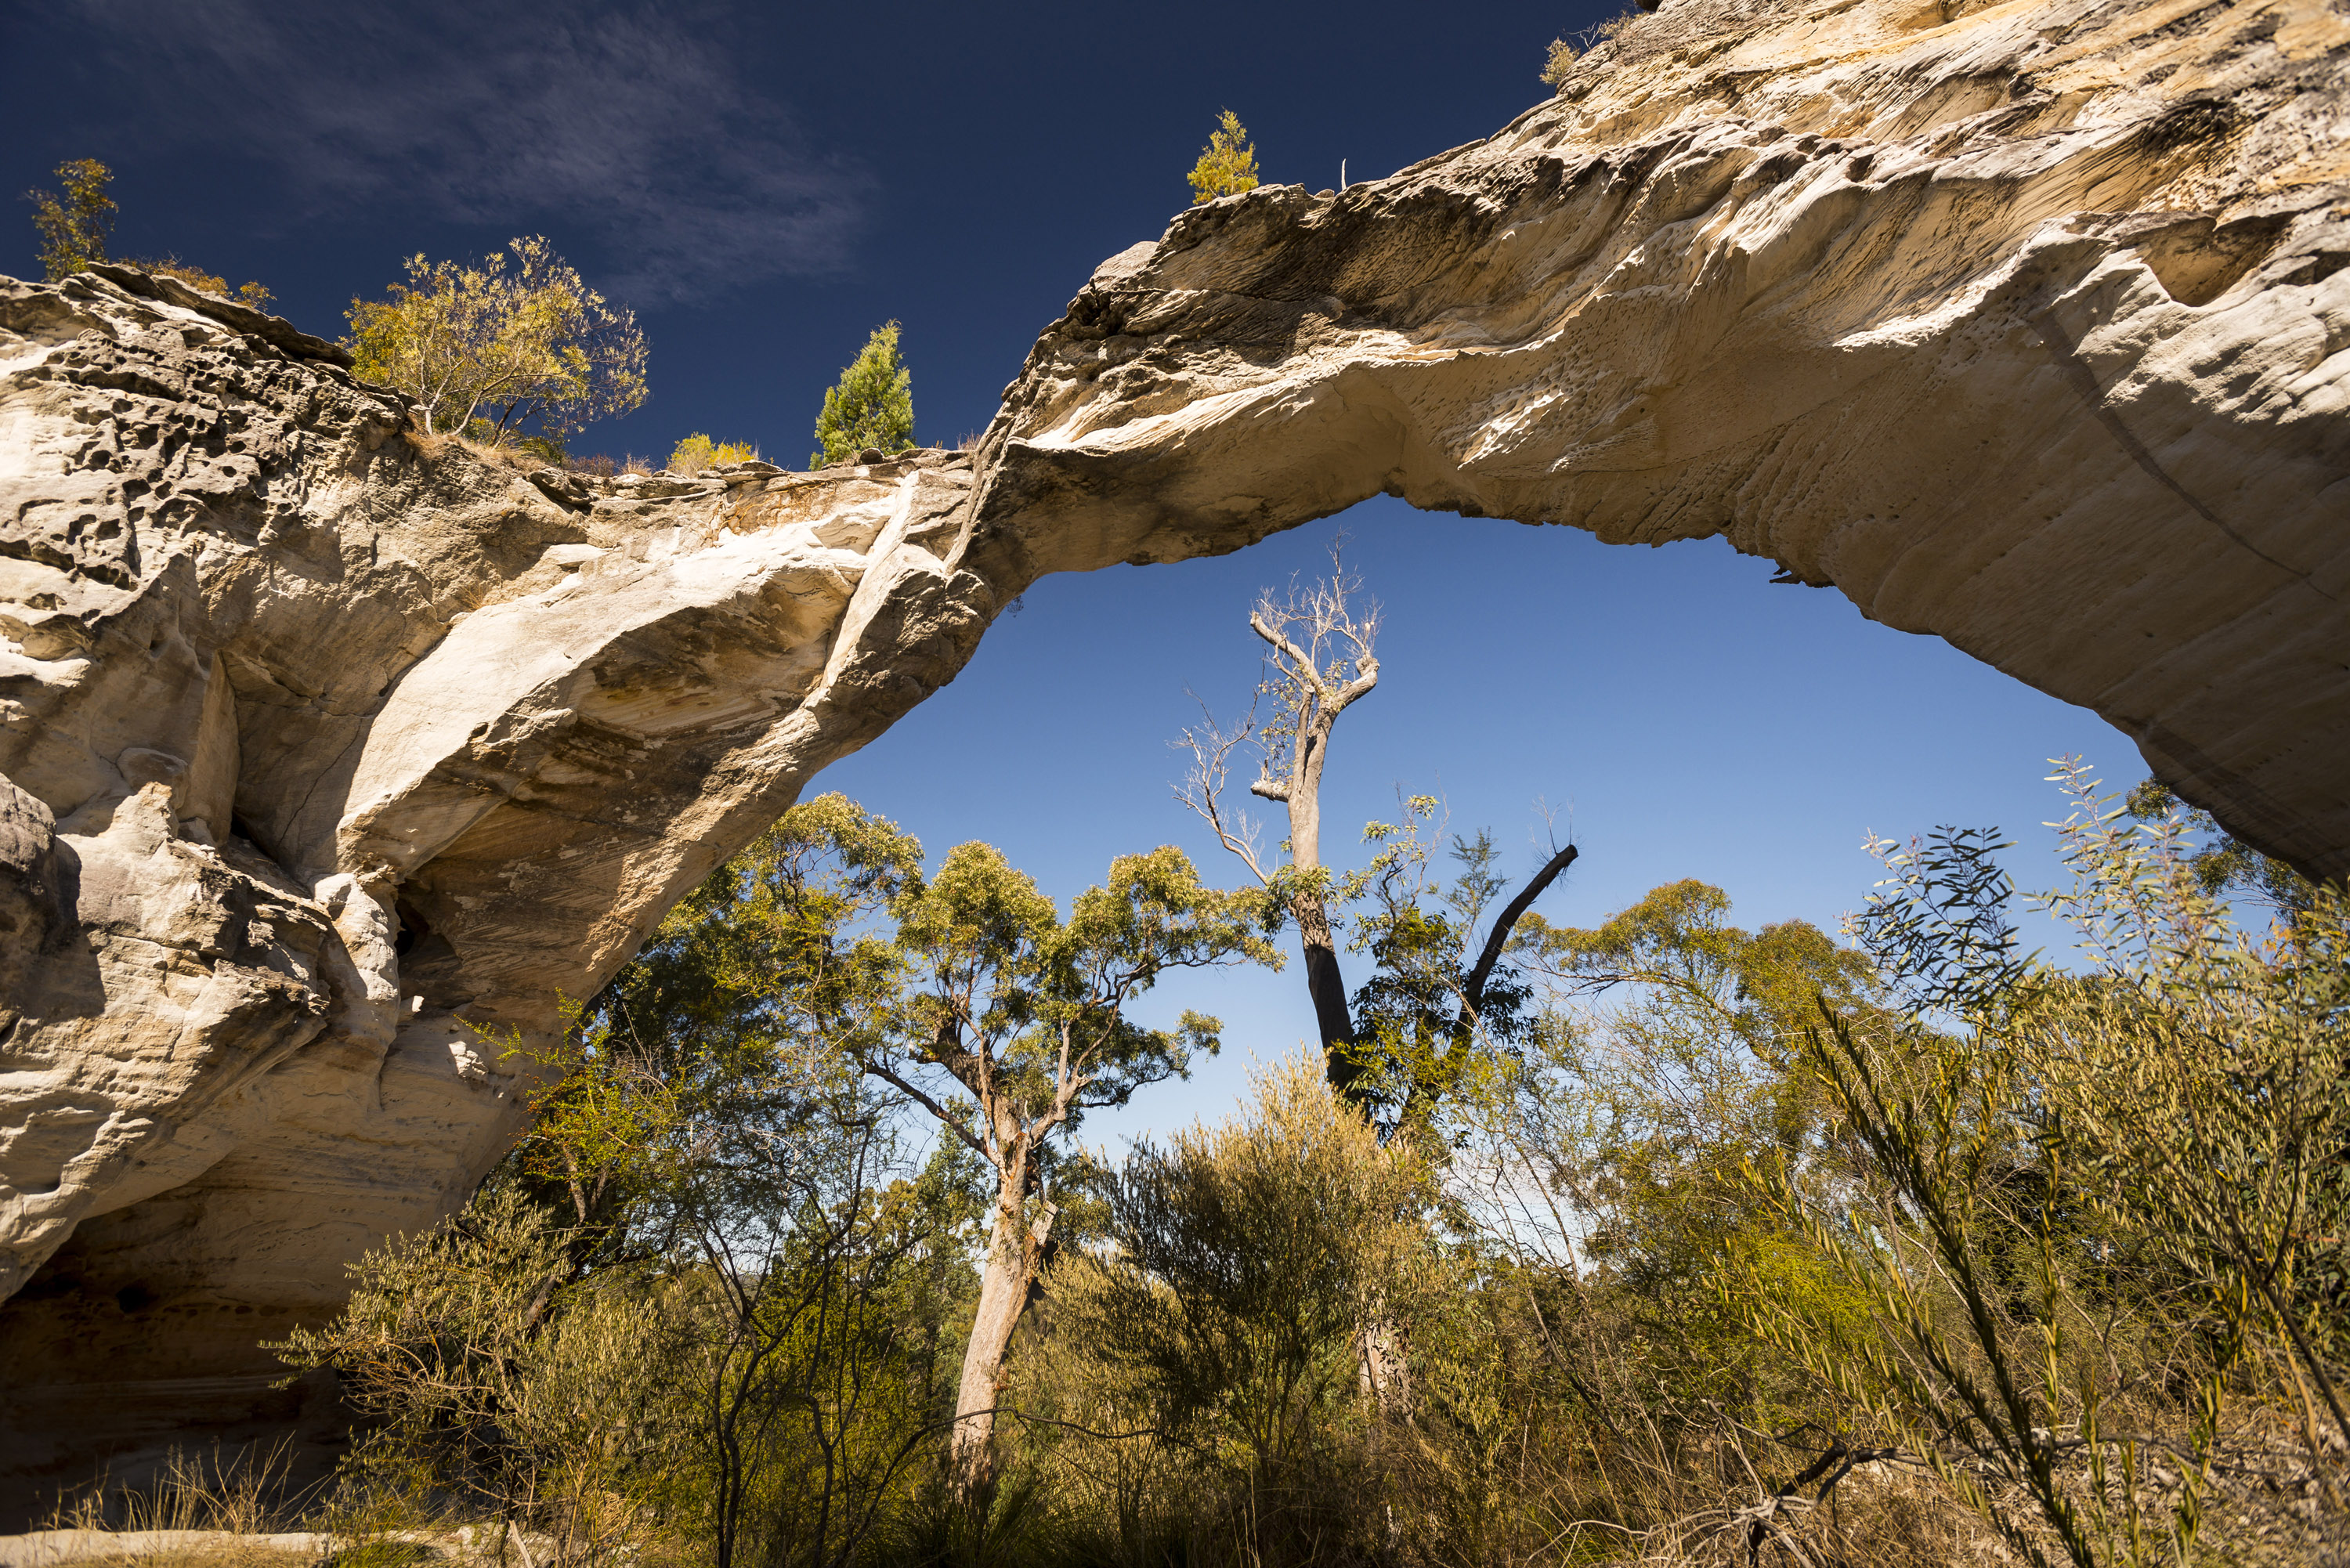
top-left (1176, 556), bottom-right (1381, 1097)
top-left (1247, 614), bottom-right (1376, 1089)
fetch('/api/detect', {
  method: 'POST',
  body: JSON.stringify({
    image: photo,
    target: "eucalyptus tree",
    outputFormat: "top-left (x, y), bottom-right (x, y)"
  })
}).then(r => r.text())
top-left (877, 838), bottom-right (1278, 1493)
top-left (1348, 807), bottom-right (1577, 1140)
top-left (635, 795), bottom-right (1276, 1496)
top-left (508, 795), bottom-right (945, 1568)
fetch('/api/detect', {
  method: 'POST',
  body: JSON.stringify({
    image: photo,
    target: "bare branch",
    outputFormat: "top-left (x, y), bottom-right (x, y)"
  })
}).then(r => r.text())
top-left (1248, 609), bottom-right (1329, 697)
top-left (1173, 694), bottom-right (1274, 886)
top-left (856, 1062), bottom-right (990, 1162)
top-left (1464, 842), bottom-right (1581, 1012)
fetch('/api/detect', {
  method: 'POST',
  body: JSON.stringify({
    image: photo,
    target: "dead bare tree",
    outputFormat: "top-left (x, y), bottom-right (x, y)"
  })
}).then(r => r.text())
top-left (1177, 554), bottom-right (1381, 1093)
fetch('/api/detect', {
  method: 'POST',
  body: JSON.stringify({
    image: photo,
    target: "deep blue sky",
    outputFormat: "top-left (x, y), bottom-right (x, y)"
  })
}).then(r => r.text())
top-left (5, 0), bottom-right (2145, 1140)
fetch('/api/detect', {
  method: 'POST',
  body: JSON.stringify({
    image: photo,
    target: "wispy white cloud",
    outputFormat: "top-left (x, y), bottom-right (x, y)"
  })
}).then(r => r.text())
top-left (73, 0), bottom-right (867, 302)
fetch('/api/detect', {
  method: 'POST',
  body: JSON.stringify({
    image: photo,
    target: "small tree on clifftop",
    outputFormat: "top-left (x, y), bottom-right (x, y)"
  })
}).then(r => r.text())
top-left (345, 236), bottom-right (649, 454)
top-left (1188, 110), bottom-right (1261, 203)
top-left (25, 158), bottom-right (273, 303)
top-left (811, 321), bottom-right (915, 468)
top-left (26, 158), bottom-right (116, 280)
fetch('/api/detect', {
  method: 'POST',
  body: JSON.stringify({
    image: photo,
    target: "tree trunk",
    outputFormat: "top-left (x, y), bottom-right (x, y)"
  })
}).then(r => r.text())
top-left (1296, 897), bottom-right (1361, 1091)
top-left (947, 1152), bottom-right (1052, 1496)
top-left (1287, 717), bottom-right (1365, 1094)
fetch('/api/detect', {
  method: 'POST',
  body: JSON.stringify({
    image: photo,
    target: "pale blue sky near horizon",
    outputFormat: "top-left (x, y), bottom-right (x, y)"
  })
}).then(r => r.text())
top-left (2, 0), bottom-right (2156, 1151)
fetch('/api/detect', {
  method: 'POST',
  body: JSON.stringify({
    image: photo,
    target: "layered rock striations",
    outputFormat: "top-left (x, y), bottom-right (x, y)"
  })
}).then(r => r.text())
top-left (2, 0), bottom-right (2345, 1510)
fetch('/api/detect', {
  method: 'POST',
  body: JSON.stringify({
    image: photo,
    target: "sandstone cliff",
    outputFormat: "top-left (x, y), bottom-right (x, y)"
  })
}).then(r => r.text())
top-left (2, 0), bottom-right (2344, 1509)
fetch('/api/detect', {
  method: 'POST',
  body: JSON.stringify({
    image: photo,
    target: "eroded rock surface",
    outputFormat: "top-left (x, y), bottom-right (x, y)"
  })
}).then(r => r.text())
top-left (0, 268), bottom-right (1005, 1499)
top-left (2, 0), bottom-right (2344, 1512)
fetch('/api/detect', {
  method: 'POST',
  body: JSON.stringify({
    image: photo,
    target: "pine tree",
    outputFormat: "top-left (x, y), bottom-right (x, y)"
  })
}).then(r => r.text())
top-left (27, 158), bottom-right (116, 280)
top-left (1187, 110), bottom-right (1260, 204)
top-left (810, 321), bottom-right (915, 468)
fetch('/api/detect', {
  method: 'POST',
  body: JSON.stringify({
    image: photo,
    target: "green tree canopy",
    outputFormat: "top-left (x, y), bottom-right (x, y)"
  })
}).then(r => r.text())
top-left (26, 158), bottom-right (116, 280)
top-left (810, 321), bottom-right (915, 468)
top-left (346, 236), bottom-right (649, 453)
top-left (2124, 774), bottom-right (2314, 914)
top-left (1188, 110), bottom-right (1261, 204)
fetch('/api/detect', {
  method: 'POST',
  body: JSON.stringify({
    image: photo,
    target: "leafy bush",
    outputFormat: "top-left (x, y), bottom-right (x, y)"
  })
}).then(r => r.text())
top-left (1035, 1052), bottom-right (1443, 1561)
top-left (1752, 763), bottom-right (2348, 1565)
top-left (274, 1181), bottom-right (699, 1568)
top-left (667, 433), bottom-right (761, 473)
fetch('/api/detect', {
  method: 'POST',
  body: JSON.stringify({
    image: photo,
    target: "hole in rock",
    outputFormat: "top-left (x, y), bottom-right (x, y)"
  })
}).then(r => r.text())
top-left (114, 1284), bottom-right (156, 1313)
top-left (394, 898), bottom-right (432, 959)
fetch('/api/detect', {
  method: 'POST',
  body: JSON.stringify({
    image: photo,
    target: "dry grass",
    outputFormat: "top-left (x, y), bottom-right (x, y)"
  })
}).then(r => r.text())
top-left (28, 1443), bottom-right (530, 1568)
top-left (1597, 7), bottom-right (1643, 42)
top-left (121, 259), bottom-right (275, 311)
top-left (58, 1547), bottom-right (320, 1568)
top-left (42, 1444), bottom-right (293, 1537)
top-left (1549, 4), bottom-right (1644, 70)
top-left (566, 453), bottom-right (655, 479)
top-left (29, 1441), bottom-right (345, 1568)
top-left (397, 419), bottom-right (547, 476)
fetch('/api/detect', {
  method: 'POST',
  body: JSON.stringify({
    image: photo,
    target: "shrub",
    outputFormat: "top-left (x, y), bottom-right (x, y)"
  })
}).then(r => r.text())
top-left (273, 1180), bottom-right (698, 1568)
top-left (127, 255), bottom-right (273, 309)
top-left (667, 432), bottom-right (760, 473)
top-left (1750, 763), bottom-right (2349, 1565)
top-left (1047, 1052), bottom-right (1443, 1558)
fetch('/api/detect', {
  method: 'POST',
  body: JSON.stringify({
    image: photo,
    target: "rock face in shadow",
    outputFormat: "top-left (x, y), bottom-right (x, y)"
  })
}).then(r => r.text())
top-left (1, 0), bottom-right (2344, 1514)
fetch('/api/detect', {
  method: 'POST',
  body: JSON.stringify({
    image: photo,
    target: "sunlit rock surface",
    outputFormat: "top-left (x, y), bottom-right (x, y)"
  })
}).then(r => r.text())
top-left (2, 0), bottom-right (2345, 1513)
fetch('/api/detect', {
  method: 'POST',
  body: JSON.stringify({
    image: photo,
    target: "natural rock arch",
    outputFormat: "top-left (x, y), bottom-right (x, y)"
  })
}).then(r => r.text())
top-left (0, 0), bottom-right (2343, 1512)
